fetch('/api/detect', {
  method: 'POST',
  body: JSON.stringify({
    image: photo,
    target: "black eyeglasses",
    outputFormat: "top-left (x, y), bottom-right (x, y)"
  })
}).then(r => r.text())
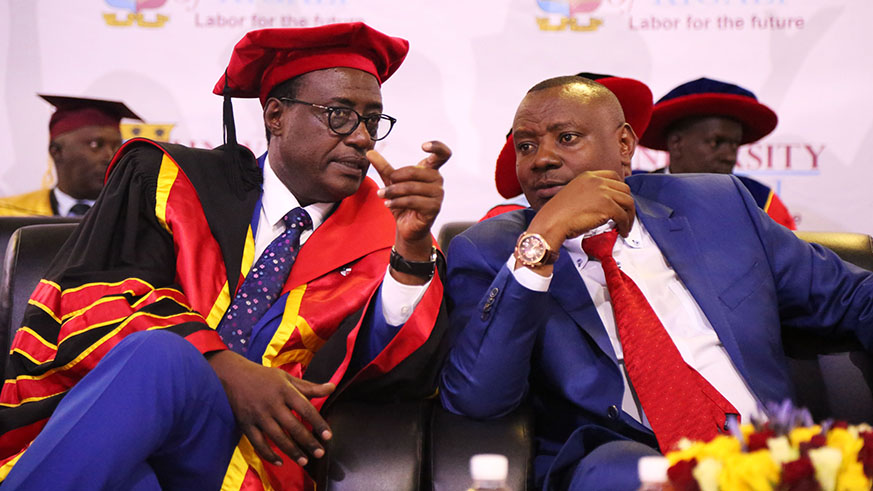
top-left (280, 98), bottom-right (397, 141)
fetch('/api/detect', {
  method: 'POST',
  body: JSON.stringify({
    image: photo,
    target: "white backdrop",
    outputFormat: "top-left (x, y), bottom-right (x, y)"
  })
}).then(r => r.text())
top-left (2, 0), bottom-right (871, 233)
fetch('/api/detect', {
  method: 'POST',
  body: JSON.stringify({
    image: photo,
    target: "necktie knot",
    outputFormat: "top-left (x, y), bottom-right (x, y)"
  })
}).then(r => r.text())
top-left (68, 202), bottom-right (91, 217)
top-left (282, 207), bottom-right (312, 231)
top-left (581, 229), bottom-right (618, 262)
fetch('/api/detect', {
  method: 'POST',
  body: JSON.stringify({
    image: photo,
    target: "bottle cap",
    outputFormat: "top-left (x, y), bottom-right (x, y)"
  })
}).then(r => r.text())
top-left (637, 456), bottom-right (670, 483)
top-left (470, 454), bottom-right (509, 482)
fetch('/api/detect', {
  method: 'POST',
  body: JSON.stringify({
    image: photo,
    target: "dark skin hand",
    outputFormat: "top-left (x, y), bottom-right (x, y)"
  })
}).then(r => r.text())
top-left (369, 140), bottom-right (452, 285)
top-left (208, 349), bottom-right (335, 467)
top-left (521, 170), bottom-right (636, 277)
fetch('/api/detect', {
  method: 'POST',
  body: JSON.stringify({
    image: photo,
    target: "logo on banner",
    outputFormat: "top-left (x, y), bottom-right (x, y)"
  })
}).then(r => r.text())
top-left (121, 123), bottom-right (176, 143)
top-left (104, 0), bottom-right (169, 28)
top-left (536, 0), bottom-right (634, 32)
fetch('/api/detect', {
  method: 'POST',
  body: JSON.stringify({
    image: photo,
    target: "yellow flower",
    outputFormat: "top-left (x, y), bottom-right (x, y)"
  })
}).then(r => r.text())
top-left (719, 450), bottom-right (779, 491)
top-left (692, 457), bottom-right (722, 491)
top-left (767, 435), bottom-right (799, 466)
top-left (789, 425), bottom-right (822, 447)
top-left (740, 423), bottom-right (756, 442)
top-left (828, 428), bottom-right (864, 460)
top-left (835, 459), bottom-right (870, 491)
top-left (666, 436), bottom-right (741, 466)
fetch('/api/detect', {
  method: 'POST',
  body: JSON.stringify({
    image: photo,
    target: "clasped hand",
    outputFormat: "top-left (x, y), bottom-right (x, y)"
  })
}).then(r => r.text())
top-left (528, 170), bottom-right (636, 254)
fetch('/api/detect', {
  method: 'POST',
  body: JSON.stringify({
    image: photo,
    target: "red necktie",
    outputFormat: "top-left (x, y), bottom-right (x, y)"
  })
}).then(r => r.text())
top-left (581, 230), bottom-right (738, 451)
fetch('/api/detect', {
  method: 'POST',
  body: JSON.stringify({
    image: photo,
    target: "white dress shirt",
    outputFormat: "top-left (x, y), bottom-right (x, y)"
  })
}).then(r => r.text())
top-left (256, 154), bottom-right (428, 326)
top-left (53, 188), bottom-right (95, 217)
top-left (508, 220), bottom-right (762, 426)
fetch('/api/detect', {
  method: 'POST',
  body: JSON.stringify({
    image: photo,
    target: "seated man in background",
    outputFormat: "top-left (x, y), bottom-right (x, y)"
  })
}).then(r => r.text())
top-left (0, 94), bottom-right (142, 216)
top-left (481, 72), bottom-right (652, 221)
top-left (639, 77), bottom-right (796, 229)
top-left (1, 23), bottom-right (449, 490)
top-left (440, 76), bottom-right (873, 490)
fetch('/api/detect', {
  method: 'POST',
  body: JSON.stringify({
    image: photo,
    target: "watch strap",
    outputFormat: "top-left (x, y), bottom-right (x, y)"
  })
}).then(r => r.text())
top-left (389, 246), bottom-right (437, 278)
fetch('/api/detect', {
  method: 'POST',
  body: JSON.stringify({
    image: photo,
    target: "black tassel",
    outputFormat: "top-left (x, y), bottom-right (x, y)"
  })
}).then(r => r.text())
top-left (220, 70), bottom-right (261, 199)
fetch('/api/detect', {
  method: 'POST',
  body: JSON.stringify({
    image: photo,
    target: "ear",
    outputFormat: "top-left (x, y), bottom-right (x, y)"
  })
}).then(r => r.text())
top-left (666, 131), bottom-right (682, 159)
top-left (617, 123), bottom-right (636, 178)
top-left (48, 141), bottom-right (62, 162)
top-left (263, 98), bottom-right (285, 138)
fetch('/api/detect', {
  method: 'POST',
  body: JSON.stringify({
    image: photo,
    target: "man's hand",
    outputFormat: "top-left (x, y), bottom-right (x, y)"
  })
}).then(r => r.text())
top-left (368, 140), bottom-right (451, 284)
top-left (522, 170), bottom-right (635, 275)
top-left (208, 350), bottom-right (335, 467)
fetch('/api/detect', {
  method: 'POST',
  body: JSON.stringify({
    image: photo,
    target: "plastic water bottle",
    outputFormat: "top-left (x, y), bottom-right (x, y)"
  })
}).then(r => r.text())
top-left (468, 453), bottom-right (510, 491)
top-left (637, 456), bottom-right (673, 491)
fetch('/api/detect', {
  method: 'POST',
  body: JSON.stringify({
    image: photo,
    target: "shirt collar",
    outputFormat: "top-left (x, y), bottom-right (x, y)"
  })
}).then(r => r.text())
top-left (262, 153), bottom-right (333, 231)
top-left (564, 218), bottom-right (644, 269)
top-left (53, 188), bottom-right (95, 217)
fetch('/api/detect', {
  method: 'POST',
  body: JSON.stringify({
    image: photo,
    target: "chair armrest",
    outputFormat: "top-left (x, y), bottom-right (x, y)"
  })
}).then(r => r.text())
top-left (429, 403), bottom-right (533, 491)
top-left (311, 399), bottom-right (430, 491)
top-left (783, 328), bottom-right (873, 423)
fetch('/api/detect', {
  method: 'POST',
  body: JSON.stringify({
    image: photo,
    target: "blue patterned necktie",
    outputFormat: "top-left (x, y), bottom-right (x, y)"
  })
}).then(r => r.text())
top-left (217, 207), bottom-right (312, 354)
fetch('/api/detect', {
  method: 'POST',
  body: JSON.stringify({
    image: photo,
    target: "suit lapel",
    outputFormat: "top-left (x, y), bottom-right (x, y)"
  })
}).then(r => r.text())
top-left (632, 190), bottom-right (749, 379)
top-left (550, 254), bottom-right (619, 365)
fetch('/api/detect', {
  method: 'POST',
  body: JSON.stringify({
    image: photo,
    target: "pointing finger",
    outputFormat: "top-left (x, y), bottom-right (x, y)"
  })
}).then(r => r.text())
top-left (367, 149), bottom-right (394, 186)
top-left (417, 141), bottom-right (452, 170)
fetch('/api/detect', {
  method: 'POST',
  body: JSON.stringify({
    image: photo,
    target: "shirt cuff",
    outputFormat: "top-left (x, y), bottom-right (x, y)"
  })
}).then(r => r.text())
top-left (506, 254), bottom-right (552, 292)
top-left (380, 266), bottom-right (431, 326)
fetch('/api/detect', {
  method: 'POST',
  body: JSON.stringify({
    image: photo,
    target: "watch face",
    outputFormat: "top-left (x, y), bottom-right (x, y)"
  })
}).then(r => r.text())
top-left (519, 235), bottom-right (546, 263)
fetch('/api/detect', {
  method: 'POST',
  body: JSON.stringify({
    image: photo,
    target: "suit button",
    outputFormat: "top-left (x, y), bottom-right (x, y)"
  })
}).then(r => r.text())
top-left (607, 405), bottom-right (619, 420)
top-left (489, 287), bottom-right (499, 298)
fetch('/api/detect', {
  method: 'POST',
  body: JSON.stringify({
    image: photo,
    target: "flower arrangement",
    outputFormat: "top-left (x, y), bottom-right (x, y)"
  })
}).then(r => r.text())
top-left (664, 401), bottom-right (873, 491)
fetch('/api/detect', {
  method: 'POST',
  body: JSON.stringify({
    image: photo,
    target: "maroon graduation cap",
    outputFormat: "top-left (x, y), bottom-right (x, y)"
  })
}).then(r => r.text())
top-left (39, 94), bottom-right (142, 139)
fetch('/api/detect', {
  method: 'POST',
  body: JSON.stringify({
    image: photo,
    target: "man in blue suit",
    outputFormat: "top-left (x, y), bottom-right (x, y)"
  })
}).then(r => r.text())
top-left (439, 76), bottom-right (873, 490)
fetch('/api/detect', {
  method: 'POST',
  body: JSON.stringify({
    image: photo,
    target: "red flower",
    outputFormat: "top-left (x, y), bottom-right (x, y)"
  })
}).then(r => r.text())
top-left (748, 428), bottom-right (776, 451)
top-left (799, 434), bottom-right (827, 457)
top-left (858, 431), bottom-right (873, 478)
top-left (832, 420), bottom-right (848, 429)
top-left (780, 457), bottom-right (820, 491)
top-left (668, 458), bottom-right (700, 491)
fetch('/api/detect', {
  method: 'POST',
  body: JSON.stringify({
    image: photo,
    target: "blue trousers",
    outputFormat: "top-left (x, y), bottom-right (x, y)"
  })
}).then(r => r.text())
top-left (3, 331), bottom-right (240, 490)
top-left (561, 440), bottom-right (661, 491)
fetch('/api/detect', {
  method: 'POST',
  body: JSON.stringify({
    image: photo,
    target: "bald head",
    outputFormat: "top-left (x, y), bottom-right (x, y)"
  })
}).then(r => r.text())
top-left (525, 76), bottom-right (627, 130)
top-left (512, 77), bottom-right (637, 210)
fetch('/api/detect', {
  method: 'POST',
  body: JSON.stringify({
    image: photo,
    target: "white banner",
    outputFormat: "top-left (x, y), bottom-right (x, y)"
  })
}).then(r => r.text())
top-left (2, 0), bottom-right (871, 233)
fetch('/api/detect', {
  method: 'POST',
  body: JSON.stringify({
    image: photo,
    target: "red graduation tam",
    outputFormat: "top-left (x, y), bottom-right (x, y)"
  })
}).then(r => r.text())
top-left (213, 22), bottom-right (409, 106)
top-left (638, 77), bottom-right (778, 151)
top-left (39, 94), bottom-right (142, 140)
top-left (495, 74), bottom-right (654, 199)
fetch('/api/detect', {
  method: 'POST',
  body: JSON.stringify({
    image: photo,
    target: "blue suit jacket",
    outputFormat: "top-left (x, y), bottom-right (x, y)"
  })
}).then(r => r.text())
top-left (439, 173), bottom-right (873, 489)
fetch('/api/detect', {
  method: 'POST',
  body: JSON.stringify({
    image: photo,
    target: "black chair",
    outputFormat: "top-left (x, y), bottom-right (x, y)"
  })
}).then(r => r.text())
top-left (1, 223), bottom-right (78, 373)
top-left (0, 216), bottom-right (79, 280)
top-left (313, 400), bottom-right (431, 490)
top-left (437, 221), bottom-right (476, 253)
top-left (429, 403), bottom-right (532, 491)
top-left (0, 216), bottom-right (80, 357)
top-left (784, 231), bottom-right (873, 423)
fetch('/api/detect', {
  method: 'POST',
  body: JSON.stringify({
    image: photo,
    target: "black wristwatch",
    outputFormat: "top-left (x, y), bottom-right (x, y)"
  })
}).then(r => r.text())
top-left (389, 246), bottom-right (438, 279)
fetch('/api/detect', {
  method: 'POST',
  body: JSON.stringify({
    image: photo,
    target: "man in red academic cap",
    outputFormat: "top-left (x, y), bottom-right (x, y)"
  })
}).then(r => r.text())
top-left (0, 95), bottom-right (141, 216)
top-left (0, 23), bottom-right (450, 490)
top-left (480, 73), bottom-right (653, 221)
top-left (639, 77), bottom-right (796, 229)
